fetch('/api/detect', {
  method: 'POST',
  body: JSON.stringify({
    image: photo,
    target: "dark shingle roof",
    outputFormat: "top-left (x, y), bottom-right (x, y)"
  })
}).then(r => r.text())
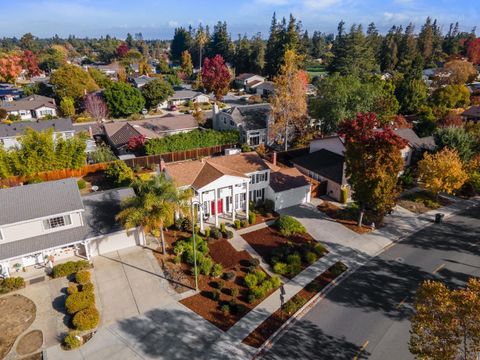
top-left (0, 178), bottom-right (84, 226)
top-left (269, 167), bottom-right (310, 193)
top-left (1, 95), bottom-right (56, 111)
top-left (393, 128), bottom-right (436, 150)
top-left (462, 106), bottom-right (480, 119)
top-left (292, 149), bottom-right (345, 184)
top-left (0, 187), bottom-right (135, 261)
top-left (224, 104), bottom-right (272, 130)
top-left (0, 118), bottom-right (74, 138)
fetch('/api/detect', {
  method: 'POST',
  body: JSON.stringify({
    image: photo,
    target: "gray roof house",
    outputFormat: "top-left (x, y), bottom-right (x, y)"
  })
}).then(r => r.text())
top-left (132, 75), bottom-right (156, 88)
top-left (213, 103), bottom-right (273, 148)
top-left (1, 95), bottom-right (57, 121)
top-left (0, 178), bottom-right (144, 279)
top-left (0, 118), bottom-right (75, 150)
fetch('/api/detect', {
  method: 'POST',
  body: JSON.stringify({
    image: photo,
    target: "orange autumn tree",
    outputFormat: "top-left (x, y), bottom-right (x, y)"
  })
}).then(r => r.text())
top-left (418, 147), bottom-right (468, 197)
top-left (0, 53), bottom-right (23, 83)
top-left (271, 49), bottom-right (308, 151)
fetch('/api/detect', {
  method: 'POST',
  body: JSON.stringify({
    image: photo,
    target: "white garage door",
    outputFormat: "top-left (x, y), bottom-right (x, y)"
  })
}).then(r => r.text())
top-left (89, 230), bottom-right (140, 257)
top-left (274, 186), bottom-right (311, 211)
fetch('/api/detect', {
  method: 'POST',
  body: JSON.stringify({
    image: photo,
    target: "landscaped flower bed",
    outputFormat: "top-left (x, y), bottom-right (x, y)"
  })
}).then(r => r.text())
top-left (242, 262), bottom-right (348, 348)
top-left (317, 201), bottom-right (373, 234)
top-left (241, 216), bottom-right (328, 279)
top-left (398, 190), bottom-right (451, 214)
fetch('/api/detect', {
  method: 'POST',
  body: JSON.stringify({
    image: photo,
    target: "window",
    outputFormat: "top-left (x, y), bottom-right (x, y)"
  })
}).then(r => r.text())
top-left (43, 215), bottom-right (72, 230)
top-left (250, 175), bottom-right (256, 184)
top-left (0, 229), bottom-right (3, 241)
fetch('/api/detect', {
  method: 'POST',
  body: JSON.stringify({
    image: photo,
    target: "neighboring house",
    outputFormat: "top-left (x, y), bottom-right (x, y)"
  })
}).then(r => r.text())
top-left (0, 118), bottom-right (75, 150)
top-left (266, 167), bottom-right (311, 211)
top-left (255, 81), bottom-right (275, 98)
top-left (164, 90), bottom-right (210, 108)
top-left (103, 114), bottom-right (198, 154)
top-left (214, 103), bottom-right (272, 147)
top-left (234, 73), bottom-right (266, 93)
top-left (392, 128), bottom-right (436, 167)
top-left (0, 179), bottom-right (145, 278)
top-left (73, 122), bottom-right (105, 153)
top-left (0, 83), bottom-right (23, 102)
top-left (462, 106), bottom-right (480, 122)
top-left (1, 95), bottom-right (57, 120)
top-left (85, 63), bottom-right (123, 80)
top-left (132, 75), bottom-right (156, 88)
top-left (292, 149), bottom-right (347, 201)
top-left (165, 151), bottom-right (310, 230)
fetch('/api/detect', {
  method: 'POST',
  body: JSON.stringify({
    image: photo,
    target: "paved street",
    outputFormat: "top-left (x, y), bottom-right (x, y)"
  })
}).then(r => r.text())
top-left (262, 205), bottom-right (480, 360)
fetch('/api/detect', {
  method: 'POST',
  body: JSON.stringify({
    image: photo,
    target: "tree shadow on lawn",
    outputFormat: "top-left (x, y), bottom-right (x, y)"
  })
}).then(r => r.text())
top-left (262, 320), bottom-right (370, 360)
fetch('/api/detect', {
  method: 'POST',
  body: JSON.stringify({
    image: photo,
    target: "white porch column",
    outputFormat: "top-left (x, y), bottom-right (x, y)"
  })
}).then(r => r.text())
top-left (245, 181), bottom-right (250, 221)
top-left (214, 188), bottom-right (219, 227)
top-left (199, 191), bottom-right (205, 233)
top-left (83, 241), bottom-right (91, 260)
top-left (231, 185), bottom-right (235, 223)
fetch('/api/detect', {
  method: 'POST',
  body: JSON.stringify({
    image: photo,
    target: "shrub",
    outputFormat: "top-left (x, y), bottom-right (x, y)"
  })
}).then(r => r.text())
top-left (199, 256), bottom-right (213, 276)
top-left (77, 179), bottom-right (87, 190)
top-left (0, 277), bottom-right (25, 294)
top-left (221, 303), bottom-right (230, 315)
top-left (81, 282), bottom-right (94, 293)
top-left (220, 222), bottom-right (226, 233)
top-left (224, 271), bottom-right (236, 281)
top-left (246, 258), bottom-right (260, 267)
top-left (212, 263), bottom-right (223, 278)
top-left (234, 219), bottom-right (241, 230)
top-left (244, 273), bottom-right (259, 289)
top-left (64, 331), bottom-right (82, 350)
top-left (330, 262), bottom-right (348, 277)
top-left (231, 287), bottom-right (239, 298)
top-left (217, 280), bottom-right (225, 290)
top-left (75, 270), bottom-right (91, 284)
top-left (65, 291), bottom-right (95, 314)
top-left (248, 212), bottom-right (256, 225)
top-left (105, 161), bottom-right (134, 187)
top-left (284, 295), bottom-right (307, 315)
top-left (224, 230), bottom-right (233, 239)
top-left (305, 251), bottom-right (318, 265)
top-left (340, 186), bottom-right (349, 203)
top-left (270, 276), bottom-right (281, 288)
top-left (254, 270), bottom-right (267, 284)
top-left (286, 253), bottom-right (301, 266)
top-left (212, 289), bottom-right (221, 301)
top-left (313, 243), bottom-right (327, 256)
top-left (240, 220), bottom-right (247, 227)
top-left (273, 262), bottom-right (288, 275)
top-left (67, 284), bottom-right (78, 295)
top-left (210, 228), bottom-right (222, 240)
top-left (174, 255), bottom-right (181, 264)
top-left (241, 143), bottom-right (252, 152)
top-left (52, 260), bottom-right (90, 278)
top-left (274, 216), bottom-right (306, 236)
top-left (72, 306), bottom-right (100, 331)
top-left (203, 227), bottom-right (211, 238)
top-left (175, 217), bottom-right (192, 232)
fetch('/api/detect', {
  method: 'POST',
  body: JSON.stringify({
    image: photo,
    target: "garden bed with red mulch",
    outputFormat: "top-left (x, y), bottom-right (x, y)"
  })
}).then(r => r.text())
top-left (317, 201), bottom-right (373, 234)
top-left (242, 262), bottom-right (348, 348)
top-left (241, 226), bottom-right (327, 279)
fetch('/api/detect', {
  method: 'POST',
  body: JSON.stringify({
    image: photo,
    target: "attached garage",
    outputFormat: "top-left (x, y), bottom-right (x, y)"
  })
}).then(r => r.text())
top-left (266, 167), bottom-right (311, 211)
top-left (88, 229), bottom-right (143, 257)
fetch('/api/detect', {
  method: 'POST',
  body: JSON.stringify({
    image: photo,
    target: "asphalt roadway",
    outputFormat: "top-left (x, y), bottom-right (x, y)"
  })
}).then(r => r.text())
top-left (262, 205), bottom-right (480, 360)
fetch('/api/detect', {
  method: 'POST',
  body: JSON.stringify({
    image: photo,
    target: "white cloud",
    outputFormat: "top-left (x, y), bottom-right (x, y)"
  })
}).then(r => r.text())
top-left (168, 20), bottom-right (179, 28)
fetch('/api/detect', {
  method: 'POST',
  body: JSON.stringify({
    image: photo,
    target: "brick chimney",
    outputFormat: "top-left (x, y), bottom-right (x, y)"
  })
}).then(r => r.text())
top-left (272, 151), bottom-right (277, 166)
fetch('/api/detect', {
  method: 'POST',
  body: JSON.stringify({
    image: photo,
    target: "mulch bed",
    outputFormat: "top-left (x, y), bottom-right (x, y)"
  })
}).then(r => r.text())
top-left (0, 294), bottom-right (37, 359)
top-left (398, 191), bottom-right (452, 214)
top-left (242, 262), bottom-right (348, 348)
top-left (180, 238), bottom-right (276, 331)
top-left (317, 201), bottom-right (373, 234)
top-left (16, 330), bottom-right (43, 355)
top-left (80, 171), bottom-right (115, 195)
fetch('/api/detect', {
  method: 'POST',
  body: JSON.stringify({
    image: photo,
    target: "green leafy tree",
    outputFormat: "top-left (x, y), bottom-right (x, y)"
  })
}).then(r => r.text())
top-left (338, 112), bottom-right (407, 226)
top-left (434, 127), bottom-right (477, 162)
top-left (141, 79), bottom-right (174, 109)
top-left (59, 97), bottom-right (75, 117)
top-left (105, 161), bottom-right (134, 186)
top-left (170, 27), bottom-right (192, 64)
top-left (180, 50), bottom-right (194, 78)
top-left (39, 47), bottom-right (67, 73)
top-left (431, 84), bottom-right (471, 109)
top-left (50, 64), bottom-right (99, 102)
top-left (103, 82), bottom-right (145, 118)
top-left (116, 175), bottom-right (192, 254)
top-left (88, 67), bottom-right (113, 89)
top-left (395, 77), bottom-right (428, 114)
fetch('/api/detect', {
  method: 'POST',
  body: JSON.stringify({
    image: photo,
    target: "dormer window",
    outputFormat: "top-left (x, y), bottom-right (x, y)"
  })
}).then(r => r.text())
top-left (43, 215), bottom-right (72, 230)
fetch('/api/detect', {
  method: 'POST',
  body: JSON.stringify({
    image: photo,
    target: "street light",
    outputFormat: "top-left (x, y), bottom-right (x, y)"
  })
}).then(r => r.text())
top-left (191, 199), bottom-right (202, 292)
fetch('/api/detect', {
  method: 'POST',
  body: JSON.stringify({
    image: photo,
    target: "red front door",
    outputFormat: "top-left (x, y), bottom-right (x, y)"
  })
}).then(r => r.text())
top-left (211, 200), bottom-right (223, 215)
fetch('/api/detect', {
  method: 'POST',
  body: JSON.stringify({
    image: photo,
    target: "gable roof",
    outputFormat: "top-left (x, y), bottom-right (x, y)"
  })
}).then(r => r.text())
top-left (223, 104), bottom-right (272, 130)
top-left (393, 128), bottom-right (436, 150)
top-left (0, 118), bottom-right (74, 138)
top-left (1, 95), bottom-right (56, 112)
top-left (166, 152), bottom-right (268, 189)
top-left (235, 73), bottom-right (257, 81)
top-left (269, 167), bottom-right (310, 193)
top-left (170, 90), bottom-right (206, 101)
top-left (0, 178), bottom-right (84, 226)
top-left (292, 149), bottom-right (345, 184)
top-left (462, 106), bottom-right (480, 119)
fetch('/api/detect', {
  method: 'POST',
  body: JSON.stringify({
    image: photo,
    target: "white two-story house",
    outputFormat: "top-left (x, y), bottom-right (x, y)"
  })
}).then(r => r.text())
top-left (0, 178), bottom-right (145, 279)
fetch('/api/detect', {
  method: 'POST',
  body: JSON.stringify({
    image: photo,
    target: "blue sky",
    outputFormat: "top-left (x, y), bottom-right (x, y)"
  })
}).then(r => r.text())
top-left (0, 0), bottom-right (478, 39)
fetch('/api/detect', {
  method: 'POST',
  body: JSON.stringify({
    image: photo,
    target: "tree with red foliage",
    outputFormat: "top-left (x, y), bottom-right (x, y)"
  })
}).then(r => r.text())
top-left (0, 53), bottom-right (22, 83)
top-left (338, 112), bottom-right (407, 226)
top-left (117, 43), bottom-right (129, 58)
top-left (438, 112), bottom-right (463, 128)
top-left (128, 135), bottom-right (146, 151)
top-left (201, 55), bottom-right (231, 101)
top-left (391, 115), bottom-right (413, 129)
top-left (467, 38), bottom-right (480, 65)
top-left (21, 50), bottom-right (40, 78)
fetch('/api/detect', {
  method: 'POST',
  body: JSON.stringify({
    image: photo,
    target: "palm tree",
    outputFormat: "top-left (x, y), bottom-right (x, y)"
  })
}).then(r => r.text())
top-left (116, 174), bottom-right (192, 254)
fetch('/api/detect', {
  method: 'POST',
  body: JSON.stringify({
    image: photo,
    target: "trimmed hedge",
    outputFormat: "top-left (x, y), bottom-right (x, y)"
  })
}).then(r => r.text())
top-left (64, 331), bottom-right (82, 349)
top-left (65, 291), bottom-right (95, 314)
top-left (52, 260), bottom-right (90, 278)
top-left (81, 282), bottom-right (94, 293)
top-left (75, 270), bottom-right (91, 284)
top-left (0, 277), bottom-right (25, 294)
top-left (274, 216), bottom-right (306, 237)
top-left (67, 284), bottom-right (79, 295)
top-left (145, 129), bottom-right (239, 155)
top-left (72, 306), bottom-right (100, 331)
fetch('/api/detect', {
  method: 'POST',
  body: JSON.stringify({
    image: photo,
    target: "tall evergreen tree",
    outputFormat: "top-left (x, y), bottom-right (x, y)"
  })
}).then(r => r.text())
top-left (171, 27), bottom-right (192, 64)
top-left (209, 21), bottom-right (234, 63)
top-left (265, 13), bottom-right (283, 77)
top-left (366, 23), bottom-right (382, 65)
top-left (398, 23), bottom-right (418, 72)
top-left (381, 26), bottom-right (399, 72)
top-left (250, 33), bottom-right (265, 74)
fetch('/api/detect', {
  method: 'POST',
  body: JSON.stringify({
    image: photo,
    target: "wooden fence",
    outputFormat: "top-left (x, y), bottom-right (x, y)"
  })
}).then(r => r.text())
top-left (0, 144), bottom-right (238, 187)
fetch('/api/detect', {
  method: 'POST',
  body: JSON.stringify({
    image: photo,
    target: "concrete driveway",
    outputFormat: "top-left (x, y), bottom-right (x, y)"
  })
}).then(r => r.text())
top-left (92, 247), bottom-right (178, 326)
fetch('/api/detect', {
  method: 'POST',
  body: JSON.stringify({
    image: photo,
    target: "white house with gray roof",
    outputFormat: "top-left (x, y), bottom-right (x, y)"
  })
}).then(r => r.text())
top-left (0, 178), bottom-right (144, 279)
top-left (0, 118), bottom-right (75, 150)
top-left (162, 90), bottom-right (210, 109)
top-left (1, 95), bottom-right (57, 120)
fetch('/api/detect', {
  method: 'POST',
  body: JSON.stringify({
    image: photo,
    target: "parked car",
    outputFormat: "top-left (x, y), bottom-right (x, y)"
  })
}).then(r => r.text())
top-left (169, 105), bottom-right (178, 111)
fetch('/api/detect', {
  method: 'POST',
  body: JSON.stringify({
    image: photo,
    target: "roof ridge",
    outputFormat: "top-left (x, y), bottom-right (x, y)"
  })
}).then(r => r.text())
top-left (206, 160), bottom-right (247, 177)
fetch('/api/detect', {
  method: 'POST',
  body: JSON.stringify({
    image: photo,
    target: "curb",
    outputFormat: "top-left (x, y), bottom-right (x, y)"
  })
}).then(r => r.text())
top-left (252, 200), bottom-right (479, 359)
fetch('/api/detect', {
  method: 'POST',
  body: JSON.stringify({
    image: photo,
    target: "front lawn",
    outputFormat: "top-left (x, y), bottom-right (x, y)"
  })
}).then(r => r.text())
top-left (154, 229), bottom-right (281, 331)
top-left (398, 190), bottom-right (452, 214)
top-left (317, 201), bottom-right (374, 234)
top-left (241, 217), bottom-right (328, 279)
